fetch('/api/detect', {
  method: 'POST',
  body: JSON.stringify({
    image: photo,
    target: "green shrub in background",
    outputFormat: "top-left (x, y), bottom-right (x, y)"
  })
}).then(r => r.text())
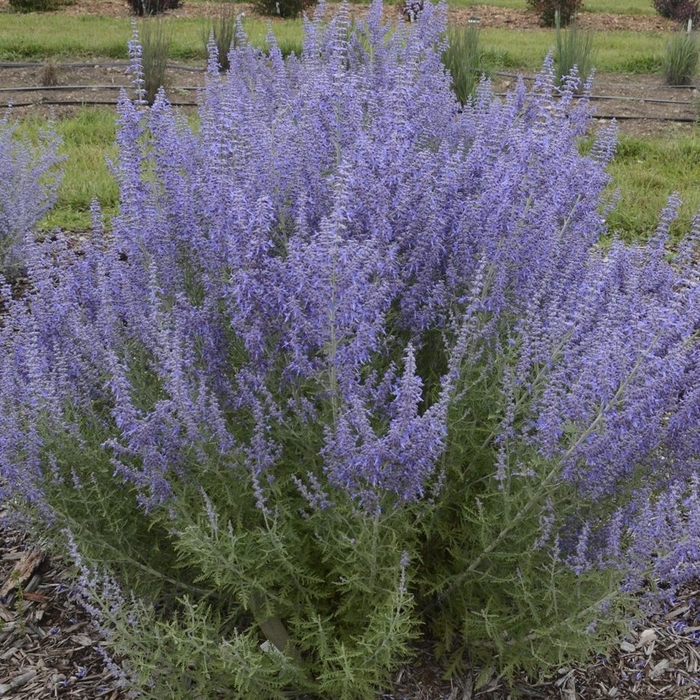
top-left (663, 25), bottom-right (699, 84)
top-left (653, 0), bottom-right (700, 25)
top-left (8, 0), bottom-right (57, 12)
top-left (125, 0), bottom-right (181, 16)
top-left (442, 22), bottom-right (485, 105)
top-left (252, 0), bottom-right (316, 19)
top-left (527, 0), bottom-right (583, 27)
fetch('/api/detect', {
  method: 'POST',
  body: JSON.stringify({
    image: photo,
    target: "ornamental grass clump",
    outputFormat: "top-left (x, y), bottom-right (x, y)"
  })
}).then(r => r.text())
top-left (442, 22), bottom-right (484, 105)
top-left (554, 15), bottom-right (595, 91)
top-left (129, 20), bottom-right (171, 105)
top-left (202, 2), bottom-right (241, 73)
top-left (663, 25), bottom-right (699, 85)
top-left (1, 1), bottom-right (699, 697)
top-left (0, 113), bottom-right (61, 279)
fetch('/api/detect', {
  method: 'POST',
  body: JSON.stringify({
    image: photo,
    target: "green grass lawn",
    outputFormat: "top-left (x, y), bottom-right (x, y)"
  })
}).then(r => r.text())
top-left (478, 27), bottom-right (666, 72)
top-left (582, 0), bottom-right (656, 14)
top-left (0, 0), bottom-right (670, 70)
top-left (0, 16), bottom-right (670, 72)
top-left (18, 109), bottom-right (120, 231)
top-left (606, 135), bottom-right (700, 242)
top-left (0, 13), bottom-right (304, 61)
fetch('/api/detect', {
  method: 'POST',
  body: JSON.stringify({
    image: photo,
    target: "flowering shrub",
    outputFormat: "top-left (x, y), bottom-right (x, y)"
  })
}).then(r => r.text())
top-left (0, 114), bottom-right (61, 279)
top-left (1, 2), bottom-right (699, 696)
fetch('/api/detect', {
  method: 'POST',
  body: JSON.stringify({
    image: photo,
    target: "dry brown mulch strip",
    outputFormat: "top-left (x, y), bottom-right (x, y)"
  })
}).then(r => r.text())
top-left (0, 0), bottom-right (681, 33)
top-left (0, 521), bottom-right (125, 699)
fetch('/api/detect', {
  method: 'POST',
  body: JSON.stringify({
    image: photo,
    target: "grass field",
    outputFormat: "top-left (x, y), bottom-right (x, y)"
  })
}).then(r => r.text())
top-left (606, 135), bottom-right (700, 242)
top-left (0, 0), bottom-right (669, 69)
top-left (477, 28), bottom-right (666, 72)
top-left (17, 109), bottom-right (120, 232)
top-left (0, 13), bottom-right (305, 60)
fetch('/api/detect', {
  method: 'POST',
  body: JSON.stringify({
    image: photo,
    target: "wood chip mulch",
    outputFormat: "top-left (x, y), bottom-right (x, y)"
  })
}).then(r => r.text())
top-left (0, 517), bottom-right (124, 699)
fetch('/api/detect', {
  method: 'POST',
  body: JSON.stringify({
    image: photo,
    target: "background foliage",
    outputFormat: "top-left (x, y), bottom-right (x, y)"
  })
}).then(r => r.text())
top-left (526, 0), bottom-right (584, 26)
top-left (8, 0), bottom-right (57, 12)
top-left (653, 0), bottom-right (700, 24)
top-left (252, 0), bottom-right (318, 19)
top-left (125, 0), bottom-right (181, 17)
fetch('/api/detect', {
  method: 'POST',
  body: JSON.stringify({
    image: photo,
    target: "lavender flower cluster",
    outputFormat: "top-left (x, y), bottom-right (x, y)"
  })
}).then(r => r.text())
top-left (0, 0), bottom-right (699, 651)
top-left (0, 113), bottom-right (61, 276)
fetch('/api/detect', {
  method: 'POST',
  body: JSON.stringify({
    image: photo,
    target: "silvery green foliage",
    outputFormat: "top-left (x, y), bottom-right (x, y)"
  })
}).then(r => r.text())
top-left (0, 114), bottom-right (61, 277)
top-left (0, 1), bottom-right (699, 693)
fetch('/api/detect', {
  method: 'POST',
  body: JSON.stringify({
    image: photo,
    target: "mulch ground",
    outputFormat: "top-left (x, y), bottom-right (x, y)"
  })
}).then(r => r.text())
top-left (0, 521), bottom-right (123, 699)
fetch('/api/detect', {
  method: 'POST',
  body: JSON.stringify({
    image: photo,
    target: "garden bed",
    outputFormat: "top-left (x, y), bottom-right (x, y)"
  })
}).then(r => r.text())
top-left (1, 60), bottom-right (697, 138)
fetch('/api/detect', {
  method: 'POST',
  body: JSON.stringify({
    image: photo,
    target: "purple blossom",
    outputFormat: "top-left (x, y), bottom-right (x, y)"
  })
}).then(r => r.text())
top-left (0, 0), bottom-right (698, 631)
top-left (322, 345), bottom-right (449, 510)
top-left (0, 112), bottom-right (62, 277)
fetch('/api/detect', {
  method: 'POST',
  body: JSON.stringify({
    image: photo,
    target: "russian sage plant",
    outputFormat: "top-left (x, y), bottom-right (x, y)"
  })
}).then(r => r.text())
top-left (0, 1), bottom-right (699, 697)
top-left (0, 113), bottom-right (61, 278)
